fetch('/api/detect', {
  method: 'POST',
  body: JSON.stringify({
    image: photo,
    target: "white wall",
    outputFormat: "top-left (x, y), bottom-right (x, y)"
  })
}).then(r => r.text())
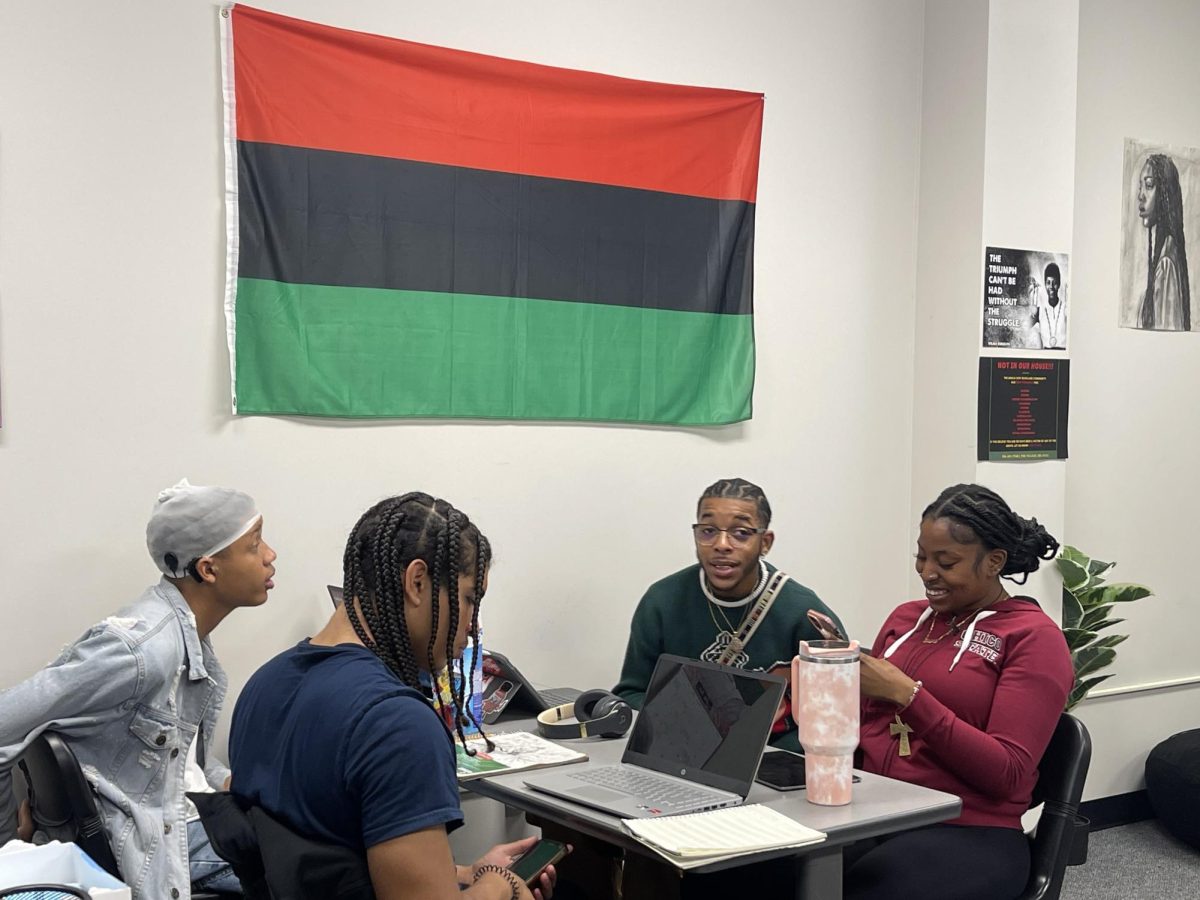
top-left (914, 0), bottom-right (1200, 800)
top-left (0, 0), bottom-right (925, 756)
top-left (5, 0), bottom-right (1192, 809)
top-left (1066, 0), bottom-right (1200, 798)
top-left (909, 0), bottom-right (990, 548)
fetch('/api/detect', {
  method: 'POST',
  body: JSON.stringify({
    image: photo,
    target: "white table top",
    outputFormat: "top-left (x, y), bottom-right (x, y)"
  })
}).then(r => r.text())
top-left (465, 717), bottom-right (961, 874)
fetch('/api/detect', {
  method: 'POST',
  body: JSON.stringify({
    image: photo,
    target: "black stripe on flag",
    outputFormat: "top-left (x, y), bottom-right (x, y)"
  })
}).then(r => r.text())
top-left (237, 141), bottom-right (755, 316)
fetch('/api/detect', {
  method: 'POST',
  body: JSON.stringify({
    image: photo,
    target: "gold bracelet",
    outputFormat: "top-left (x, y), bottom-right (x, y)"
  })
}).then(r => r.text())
top-left (473, 863), bottom-right (523, 900)
top-left (900, 679), bottom-right (923, 710)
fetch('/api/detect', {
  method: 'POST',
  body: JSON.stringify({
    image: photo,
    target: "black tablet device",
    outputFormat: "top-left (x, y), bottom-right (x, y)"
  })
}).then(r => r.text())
top-left (755, 749), bottom-right (860, 791)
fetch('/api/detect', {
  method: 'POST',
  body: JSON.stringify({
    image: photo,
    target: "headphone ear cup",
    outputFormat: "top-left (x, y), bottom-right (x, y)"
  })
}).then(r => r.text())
top-left (597, 695), bottom-right (633, 738)
top-left (578, 691), bottom-right (633, 738)
top-left (572, 689), bottom-right (612, 723)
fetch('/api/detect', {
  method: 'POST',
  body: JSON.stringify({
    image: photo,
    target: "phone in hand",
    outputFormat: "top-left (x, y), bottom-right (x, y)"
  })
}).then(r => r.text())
top-left (508, 839), bottom-right (570, 887)
top-left (806, 609), bottom-right (848, 642)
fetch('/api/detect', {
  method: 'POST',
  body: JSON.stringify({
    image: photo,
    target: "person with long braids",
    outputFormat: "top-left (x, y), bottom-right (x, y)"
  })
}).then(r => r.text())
top-left (228, 493), bottom-right (558, 900)
top-left (843, 484), bottom-right (1073, 900)
top-left (1136, 153), bottom-right (1191, 331)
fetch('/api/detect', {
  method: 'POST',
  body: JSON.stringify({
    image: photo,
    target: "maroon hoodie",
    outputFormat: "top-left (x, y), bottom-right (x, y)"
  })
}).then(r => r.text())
top-left (859, 596), bottom-right (1073, 829)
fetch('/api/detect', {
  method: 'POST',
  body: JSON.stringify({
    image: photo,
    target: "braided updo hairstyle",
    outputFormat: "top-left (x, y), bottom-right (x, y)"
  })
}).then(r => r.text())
top-left (698, 477), bottom-right (773, 527)
top-left (342, 492), bottom-right (492, 750)
top-left (921, 484), bottom-right (1059, 584)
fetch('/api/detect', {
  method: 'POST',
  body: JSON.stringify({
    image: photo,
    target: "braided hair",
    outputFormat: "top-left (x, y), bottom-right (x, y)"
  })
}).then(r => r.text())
top-left (697, 477), bottom-right (772, 527)
top-left (342, 492), bottom-right (492, 751)
top-left (1140, 154), bottom-right (1191, 330)
top-left (921, 484), bottom-right (1059, 584)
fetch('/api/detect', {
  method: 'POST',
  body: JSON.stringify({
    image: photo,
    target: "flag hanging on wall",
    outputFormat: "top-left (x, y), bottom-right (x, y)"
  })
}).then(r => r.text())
top-left (221, 5), bottom-right (763, 424)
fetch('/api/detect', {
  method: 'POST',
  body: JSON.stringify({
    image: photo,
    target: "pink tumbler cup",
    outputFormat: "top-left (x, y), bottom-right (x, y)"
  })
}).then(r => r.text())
top-left (791, 639), bottom-right (860, 806)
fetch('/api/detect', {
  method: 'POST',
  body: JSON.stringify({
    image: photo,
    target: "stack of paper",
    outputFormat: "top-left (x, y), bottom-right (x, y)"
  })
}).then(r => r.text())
top-left (623, 804), bottom-right (825, 869)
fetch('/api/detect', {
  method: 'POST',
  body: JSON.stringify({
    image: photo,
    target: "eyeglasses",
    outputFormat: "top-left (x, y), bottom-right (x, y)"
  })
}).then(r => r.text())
top-left (691, 524), bottom-right (766, 546)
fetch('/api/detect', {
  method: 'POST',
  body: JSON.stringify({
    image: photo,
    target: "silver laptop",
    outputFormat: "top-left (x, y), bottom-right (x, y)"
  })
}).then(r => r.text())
top-left (524, 654), bottom-right (786, 818)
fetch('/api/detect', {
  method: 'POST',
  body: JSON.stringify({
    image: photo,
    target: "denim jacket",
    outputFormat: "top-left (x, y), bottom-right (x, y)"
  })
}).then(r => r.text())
top-left (0, 580), bottom-right (230, 900)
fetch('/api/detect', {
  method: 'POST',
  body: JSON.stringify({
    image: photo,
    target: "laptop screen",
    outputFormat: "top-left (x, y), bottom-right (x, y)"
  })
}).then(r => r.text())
top-left (622, 654), bottom-right (787, 796)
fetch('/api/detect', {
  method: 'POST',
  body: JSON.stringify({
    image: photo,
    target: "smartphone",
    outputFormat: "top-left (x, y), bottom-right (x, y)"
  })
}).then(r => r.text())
top-left (806, 609), bottom-right (848, 642)
top-left (508, 839), bottom-right (570, 887)
top-left (755, 749), bottom-right (861, 791)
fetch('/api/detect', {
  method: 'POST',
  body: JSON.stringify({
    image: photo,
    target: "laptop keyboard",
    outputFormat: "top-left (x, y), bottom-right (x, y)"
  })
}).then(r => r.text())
top-left (569, 766), bottom-right (727, 808)
top-left (540, 687), bottom-right (582, 706)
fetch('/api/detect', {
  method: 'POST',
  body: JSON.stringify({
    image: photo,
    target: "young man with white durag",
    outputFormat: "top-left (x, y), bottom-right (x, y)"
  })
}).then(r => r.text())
top-left (0, 479), bottom-right (277, 899)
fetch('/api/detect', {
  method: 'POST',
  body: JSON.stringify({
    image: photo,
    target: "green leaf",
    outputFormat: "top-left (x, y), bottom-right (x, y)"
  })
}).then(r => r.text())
top-left (1062, 628), bottom-right (1097, 652)
top-left (1087, 617), bottom-right (1126, 634)
top-left (1061, 585), bottom-right (1083, 629)
top-left (1073, 645), bottom-right (1116, 679)
top-left (1104, 583), bottom-right (1153, 604)
top-left (1079, 606), bottom-right (1112, 630)
top-left (1056, 556), bottom-right (1091, 593)
top-left (1058, 546), bottom-right (1090, 567)
top-left (1087, 557), bottom-right (1115, 577)
top-left (1089, 633), bottom-right (1128, 651)
top-left (1077, 583), bottom-right (1152, 607)
top-left (1066, 673), bottom-right (1114, 710)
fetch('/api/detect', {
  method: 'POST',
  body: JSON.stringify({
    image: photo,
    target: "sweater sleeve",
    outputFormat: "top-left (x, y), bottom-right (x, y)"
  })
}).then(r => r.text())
top-left (612, 588), bottom-right (665, 710)
top-left (899, 619), bottom-right (1072, 800)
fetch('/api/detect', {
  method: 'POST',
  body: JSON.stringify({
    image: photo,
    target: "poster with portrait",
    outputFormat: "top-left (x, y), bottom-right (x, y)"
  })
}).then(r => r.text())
top-left (982, 246), bottom-right (1069, 350)
top-left (977, 358), bottom-right (1070, 461)
top-left (1120, 138), bottom-right (1200, 331)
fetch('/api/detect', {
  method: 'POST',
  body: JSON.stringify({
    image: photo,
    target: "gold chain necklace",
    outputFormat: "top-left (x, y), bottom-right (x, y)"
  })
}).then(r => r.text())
top-left (921, 612), bottom-right (963, 644)
top-left (921, 586), bottom-right (1008, 645)
top-left (708, 600), bottom-right (747, 636)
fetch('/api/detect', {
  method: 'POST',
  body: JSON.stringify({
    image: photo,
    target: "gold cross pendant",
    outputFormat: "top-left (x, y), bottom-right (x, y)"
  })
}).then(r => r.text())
top-left (890, 714), bottom-right (913, 757)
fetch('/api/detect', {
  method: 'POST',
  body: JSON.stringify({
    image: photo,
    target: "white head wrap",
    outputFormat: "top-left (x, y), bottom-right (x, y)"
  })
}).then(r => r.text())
top-left (146, 478), bottom-right (260, 577)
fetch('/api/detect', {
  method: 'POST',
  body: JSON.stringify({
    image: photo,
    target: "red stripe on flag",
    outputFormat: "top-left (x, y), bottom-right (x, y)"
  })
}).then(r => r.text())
top-left (231, 5), bottom-right (762, 202)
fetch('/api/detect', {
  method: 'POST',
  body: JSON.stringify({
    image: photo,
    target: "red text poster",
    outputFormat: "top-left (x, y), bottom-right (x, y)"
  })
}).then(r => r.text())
top-left (977, 358), bottom-right (1070, 461)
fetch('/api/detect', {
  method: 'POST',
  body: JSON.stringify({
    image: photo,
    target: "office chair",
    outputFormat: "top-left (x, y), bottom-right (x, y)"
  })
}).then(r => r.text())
top-left (17, 733), bottom-right (233, 899)
top-left (0, 887), bottom-right (89, 900)
top-left (1017, 713), bottom-right (1092, 900)
top-left (17, 734), bottom-right (120, 879)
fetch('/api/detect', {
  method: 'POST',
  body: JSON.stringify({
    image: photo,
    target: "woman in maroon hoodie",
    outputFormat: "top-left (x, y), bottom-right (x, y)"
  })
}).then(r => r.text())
top-left (844, 483), bottom-right (1073, 900)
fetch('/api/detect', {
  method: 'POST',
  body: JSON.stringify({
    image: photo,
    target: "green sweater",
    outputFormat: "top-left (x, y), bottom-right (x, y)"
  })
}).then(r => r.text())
top-left (613, 562), bottom-right (842, 753)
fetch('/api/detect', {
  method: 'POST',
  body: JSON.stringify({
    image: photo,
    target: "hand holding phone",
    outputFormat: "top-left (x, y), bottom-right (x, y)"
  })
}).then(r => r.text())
top-left (807, 609), bottom-right (848, 642)
top-left (508, 838), bottom-right (570, 888)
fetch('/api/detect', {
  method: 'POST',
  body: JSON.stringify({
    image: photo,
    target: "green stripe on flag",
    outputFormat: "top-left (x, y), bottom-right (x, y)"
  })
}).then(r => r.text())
top-left (233, 278), bottom-right (755, 425)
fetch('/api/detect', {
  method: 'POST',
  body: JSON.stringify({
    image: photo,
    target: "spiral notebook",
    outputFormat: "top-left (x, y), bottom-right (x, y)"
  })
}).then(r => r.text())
top-left (622, 803), bottom-right (825, 868)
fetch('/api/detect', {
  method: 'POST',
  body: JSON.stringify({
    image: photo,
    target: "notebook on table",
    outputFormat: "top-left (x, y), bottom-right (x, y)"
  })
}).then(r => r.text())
top-left (523, 654), bottom-right (786, 818)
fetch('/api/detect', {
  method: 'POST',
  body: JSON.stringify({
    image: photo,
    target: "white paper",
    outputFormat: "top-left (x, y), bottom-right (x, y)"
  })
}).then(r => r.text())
top-left (623, 803), bottom-right (825, 858)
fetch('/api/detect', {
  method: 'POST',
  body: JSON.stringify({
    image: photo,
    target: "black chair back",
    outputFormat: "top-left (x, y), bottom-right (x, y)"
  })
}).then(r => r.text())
top-left (1018, 712), bottom-right (1092, 900)
top-left (17, 734), bottom-right (121, 879)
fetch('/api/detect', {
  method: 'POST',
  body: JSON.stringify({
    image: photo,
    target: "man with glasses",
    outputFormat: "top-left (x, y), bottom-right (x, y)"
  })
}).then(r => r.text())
top-left (614, 477), bottom-right (842, 751)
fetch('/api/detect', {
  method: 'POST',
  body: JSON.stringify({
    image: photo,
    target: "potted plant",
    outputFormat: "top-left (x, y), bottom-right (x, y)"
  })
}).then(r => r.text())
top-left (1056, 545), bottom-right (1153, 710)
top-left (1054, 545), bottom-right (1152, 865)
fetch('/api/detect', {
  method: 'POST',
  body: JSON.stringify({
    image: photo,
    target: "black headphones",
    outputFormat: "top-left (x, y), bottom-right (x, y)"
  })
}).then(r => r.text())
top-left (536, 690), bottom-right (633, 740)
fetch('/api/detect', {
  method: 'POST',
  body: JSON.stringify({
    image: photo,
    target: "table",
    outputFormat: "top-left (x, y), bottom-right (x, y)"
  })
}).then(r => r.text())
top-left (463, 721), bottom-right (961, 899)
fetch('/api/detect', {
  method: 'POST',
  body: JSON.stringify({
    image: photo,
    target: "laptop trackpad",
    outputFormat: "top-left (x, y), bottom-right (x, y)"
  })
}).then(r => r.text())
top-left (573, 786), bottom-right (629, 803)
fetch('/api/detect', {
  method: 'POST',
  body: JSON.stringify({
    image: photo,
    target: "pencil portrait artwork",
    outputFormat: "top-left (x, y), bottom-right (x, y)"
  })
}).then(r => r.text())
top-left (1120, 138), bottom-right (1199, 331)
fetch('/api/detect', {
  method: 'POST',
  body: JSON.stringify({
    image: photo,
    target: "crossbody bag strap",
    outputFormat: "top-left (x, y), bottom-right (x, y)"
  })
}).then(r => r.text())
top-left (716, 569), bottom-right (791, 666)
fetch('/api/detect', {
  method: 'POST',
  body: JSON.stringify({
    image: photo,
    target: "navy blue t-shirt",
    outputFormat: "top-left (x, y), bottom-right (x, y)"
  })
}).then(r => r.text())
top-left (229, 640), bottom-right (462, 850)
